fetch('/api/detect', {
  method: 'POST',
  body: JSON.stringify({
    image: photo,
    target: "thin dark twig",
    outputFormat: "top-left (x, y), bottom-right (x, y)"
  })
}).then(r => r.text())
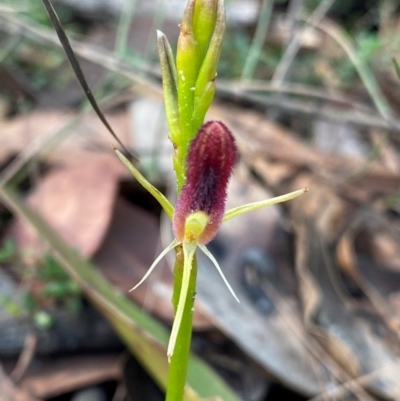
top-left (41, 0), bottom-right (134, 158)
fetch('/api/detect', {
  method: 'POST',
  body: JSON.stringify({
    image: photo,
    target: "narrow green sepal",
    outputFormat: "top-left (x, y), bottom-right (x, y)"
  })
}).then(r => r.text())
top-left (199, 244), bottom-right (239, 302)
top-left (114, 148), bottom-right (174, 219)
top-left (223, 188), bottom-right (308, 222)
top-left (157, 30), bottom-right (181, 143)
top-left (129, 239), bottom-right (179, 292)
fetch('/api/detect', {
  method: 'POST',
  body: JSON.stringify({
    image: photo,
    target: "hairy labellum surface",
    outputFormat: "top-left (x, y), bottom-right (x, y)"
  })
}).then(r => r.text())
top-left (173, 121), bottom-right (238, 244)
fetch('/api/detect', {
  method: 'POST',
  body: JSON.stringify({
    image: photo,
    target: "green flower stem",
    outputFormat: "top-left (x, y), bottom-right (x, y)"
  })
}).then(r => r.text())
top-left (166, 245), bottom-right (197, 401)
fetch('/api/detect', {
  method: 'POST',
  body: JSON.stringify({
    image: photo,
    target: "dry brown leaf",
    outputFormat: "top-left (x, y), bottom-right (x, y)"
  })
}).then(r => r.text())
top-left (7, 153), bottom-right (128, 259)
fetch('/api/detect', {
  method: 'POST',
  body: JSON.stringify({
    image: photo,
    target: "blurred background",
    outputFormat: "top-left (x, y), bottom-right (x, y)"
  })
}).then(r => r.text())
top-left (1, 0), bottom-right (400, 400)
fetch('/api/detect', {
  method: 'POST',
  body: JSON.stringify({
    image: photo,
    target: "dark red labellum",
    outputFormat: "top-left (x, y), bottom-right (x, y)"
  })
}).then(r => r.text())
top-left (173, 121), bottom-right (238, 244)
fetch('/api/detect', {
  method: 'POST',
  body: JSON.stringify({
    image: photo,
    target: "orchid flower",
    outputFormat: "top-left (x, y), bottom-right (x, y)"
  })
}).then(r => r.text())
top-left (114, 0), bottom-right (308, 368)
top-left (115, 121), bottom-right (307, 360)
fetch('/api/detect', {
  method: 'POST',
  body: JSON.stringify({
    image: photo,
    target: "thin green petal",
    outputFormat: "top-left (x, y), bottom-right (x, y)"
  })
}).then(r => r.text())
top-left (223, 188), bottom-right (308, 222)
top-left (114, 149), bottom-right (174, 219)
top-left (199, 244), bottom-right (239, 302)
top-left (129, 239), bottom-right (179, 292)
top-left (167, 242), bottom-right (197, 360)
